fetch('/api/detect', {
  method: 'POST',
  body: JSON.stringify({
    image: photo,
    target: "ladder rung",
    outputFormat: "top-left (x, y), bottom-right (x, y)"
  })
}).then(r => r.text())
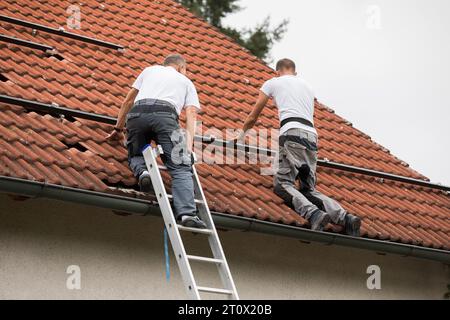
top-left (197, 286), bottom-right (234, 295)
top-left (146, 163), bottom-right (167, 171)
top-left (177, 225), bottom-right (213, 235)
top-left (143, 146), bottom-right (239, 300)
top-left (167, 194), bottom-right (204, 204)
top-left (187, 255), bottom-right (223, 264)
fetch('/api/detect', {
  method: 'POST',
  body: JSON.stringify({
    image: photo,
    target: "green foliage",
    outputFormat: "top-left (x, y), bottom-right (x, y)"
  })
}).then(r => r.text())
top-left (177, 0), bottom-right (241, 27)
top-left (176, 0), bottom-right (288, 62)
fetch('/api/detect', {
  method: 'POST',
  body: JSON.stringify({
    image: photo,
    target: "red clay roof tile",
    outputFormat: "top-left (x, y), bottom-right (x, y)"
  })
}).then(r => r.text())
top-left (0, 0), bottom-right (448, 250)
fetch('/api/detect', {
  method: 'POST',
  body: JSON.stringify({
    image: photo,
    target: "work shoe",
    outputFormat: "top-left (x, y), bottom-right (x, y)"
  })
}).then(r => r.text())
top-left (180, 216), bottom-right (208, 229)
top-left (344, 214), bottom-right (361, 237)
top-left (139, 171), bottom-right (152, 193)
top-left (309, 210), bottom-right (331, 231)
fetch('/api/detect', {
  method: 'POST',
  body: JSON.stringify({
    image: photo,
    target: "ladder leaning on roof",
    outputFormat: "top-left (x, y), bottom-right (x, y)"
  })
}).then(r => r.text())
top-left (142, 145), bottom-right (239, 300)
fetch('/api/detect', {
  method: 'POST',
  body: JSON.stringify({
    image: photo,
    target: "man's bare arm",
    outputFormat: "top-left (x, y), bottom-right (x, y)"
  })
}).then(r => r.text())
top-left (106, 88), bottom-right (138, 141)
top-left (185, 106), bottom-right (197, 153)
top-left (238, 91), bottom-right (270, 137)
top-left (116, 88), bottom-right (139, 129)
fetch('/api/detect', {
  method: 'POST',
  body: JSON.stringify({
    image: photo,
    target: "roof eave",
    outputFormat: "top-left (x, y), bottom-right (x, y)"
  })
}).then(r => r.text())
top-left (1, 175), bottom-right (449, 264)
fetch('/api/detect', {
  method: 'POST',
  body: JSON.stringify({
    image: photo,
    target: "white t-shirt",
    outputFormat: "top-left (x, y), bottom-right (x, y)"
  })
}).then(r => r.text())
top-left (261, 75), bottom-right (317, 135)
top-left (132, 65), bottom-right (200, 115)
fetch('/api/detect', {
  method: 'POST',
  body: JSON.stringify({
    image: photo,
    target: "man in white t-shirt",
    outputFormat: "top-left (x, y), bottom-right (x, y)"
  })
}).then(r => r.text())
top-left (106, 54), bottom-right (206, 229)
top-left (235, 59), bottom-right (361, 236)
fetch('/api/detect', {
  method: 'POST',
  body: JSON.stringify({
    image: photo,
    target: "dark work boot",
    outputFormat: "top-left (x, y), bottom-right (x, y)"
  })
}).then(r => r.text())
top-left (179, 216), bottom-right (208, 229)
top-left (138, 171), bottom-right (152, 193)
top-left (309, 210), bottom-right (331, 231)
top-left (344, 214), bottom-right (361, 237)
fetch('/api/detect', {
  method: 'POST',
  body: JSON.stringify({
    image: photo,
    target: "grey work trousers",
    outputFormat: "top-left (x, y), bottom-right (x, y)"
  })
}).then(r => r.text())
top-left (126, 107), bottom-right (196, 219)
top-left (274, 128), bottom-right (346, 225)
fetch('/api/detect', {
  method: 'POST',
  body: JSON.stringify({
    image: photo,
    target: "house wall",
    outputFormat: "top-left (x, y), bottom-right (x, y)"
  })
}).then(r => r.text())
top-left (0, 194), bottom-right (448, 300)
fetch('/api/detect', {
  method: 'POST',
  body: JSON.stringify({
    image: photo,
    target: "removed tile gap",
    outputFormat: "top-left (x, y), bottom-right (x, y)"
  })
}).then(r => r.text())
top-left (48, 52), bottom-right (65, 61)
top-left (63, 141), bottom-right (88, 153)
top-left (0, 73), bottom-right (8, 82)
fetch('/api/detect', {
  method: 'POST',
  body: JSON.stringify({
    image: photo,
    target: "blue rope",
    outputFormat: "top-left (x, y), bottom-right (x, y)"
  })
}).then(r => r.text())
top-left (164, 227), bottom-right (170, 281)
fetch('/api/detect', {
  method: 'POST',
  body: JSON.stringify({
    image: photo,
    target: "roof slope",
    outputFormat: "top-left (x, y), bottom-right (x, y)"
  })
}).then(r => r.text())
top-left (0, 0), bottom-right (448, 250)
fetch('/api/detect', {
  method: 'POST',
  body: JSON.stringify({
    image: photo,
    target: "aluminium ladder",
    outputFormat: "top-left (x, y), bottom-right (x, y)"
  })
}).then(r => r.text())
top-left (142, 145), bottom-right (239, 300)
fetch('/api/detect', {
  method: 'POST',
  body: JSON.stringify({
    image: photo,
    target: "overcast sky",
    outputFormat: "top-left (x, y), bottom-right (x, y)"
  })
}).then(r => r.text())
top-left (224, 0), bottom-right (450, 185)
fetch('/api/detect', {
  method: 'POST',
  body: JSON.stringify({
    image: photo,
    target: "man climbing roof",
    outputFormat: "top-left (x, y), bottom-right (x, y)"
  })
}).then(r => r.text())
top-left (106, 54), bottom-right (207, 229)
top-left (234, 58), bottom-right (361, 236)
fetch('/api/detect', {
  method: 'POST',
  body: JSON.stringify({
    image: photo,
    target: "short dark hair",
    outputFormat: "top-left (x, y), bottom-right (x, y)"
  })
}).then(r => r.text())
top-left (164, 54), bottom-right (186, 67)
top-left (276, 58), bottom-right (296, 72)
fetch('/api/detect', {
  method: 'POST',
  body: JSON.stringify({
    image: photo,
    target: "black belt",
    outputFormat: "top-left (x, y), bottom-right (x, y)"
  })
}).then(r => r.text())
top-left (130, 99), bottom-right (178, 119)
top-left (280, 117), bottom-right (314, 129)
top-left (135, 98), bottom-right (175, 108)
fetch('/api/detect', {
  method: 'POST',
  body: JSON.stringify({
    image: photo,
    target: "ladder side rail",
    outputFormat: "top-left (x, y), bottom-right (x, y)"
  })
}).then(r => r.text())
top-left (142, 147), bottom-right (201, 300)
top-left (191, 164), bottom-right (240, 300)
